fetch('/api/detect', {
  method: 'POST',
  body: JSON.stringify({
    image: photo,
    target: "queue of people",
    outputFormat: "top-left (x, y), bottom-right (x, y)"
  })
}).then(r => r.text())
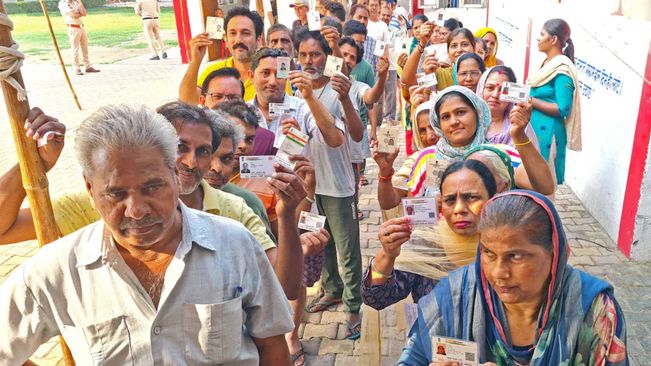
top-left (0, 2), bottom-right (627, 366)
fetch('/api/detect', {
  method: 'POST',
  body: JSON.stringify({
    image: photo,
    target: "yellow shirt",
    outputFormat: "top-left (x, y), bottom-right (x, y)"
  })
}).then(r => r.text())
top-left (52, 184), bottom-right (276, 251)
top-left (197, 57), bottom-right (255, 102)
top-left (196, 57), bottom-right (294, 102)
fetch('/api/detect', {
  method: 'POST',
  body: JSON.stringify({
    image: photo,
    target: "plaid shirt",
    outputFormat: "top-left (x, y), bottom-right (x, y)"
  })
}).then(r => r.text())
top-left (362, 36), bottom-right (379, 70)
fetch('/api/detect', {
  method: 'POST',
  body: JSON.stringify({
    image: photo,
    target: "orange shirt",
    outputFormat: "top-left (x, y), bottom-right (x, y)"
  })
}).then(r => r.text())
top-left (229, 173), bottom-right (278, 223)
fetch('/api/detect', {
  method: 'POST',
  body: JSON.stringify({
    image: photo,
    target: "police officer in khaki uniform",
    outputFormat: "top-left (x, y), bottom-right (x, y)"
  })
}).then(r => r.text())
top-left (135, 0), bottom-right (168, 60)
top-left (58, 0), bottom-right (99, 75)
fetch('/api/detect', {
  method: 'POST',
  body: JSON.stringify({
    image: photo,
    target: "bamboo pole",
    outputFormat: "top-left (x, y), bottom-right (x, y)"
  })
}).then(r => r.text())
top-left (0, 2), bottom-right (75, 365)
top-left (38, 0), bottom-right (82, 110)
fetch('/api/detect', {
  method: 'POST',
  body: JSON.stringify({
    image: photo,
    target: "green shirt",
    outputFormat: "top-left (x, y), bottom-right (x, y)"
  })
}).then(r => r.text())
top-left (351, 60), bottom-right (376, 127)
top-left (222, 183), bottom-right (276, 243)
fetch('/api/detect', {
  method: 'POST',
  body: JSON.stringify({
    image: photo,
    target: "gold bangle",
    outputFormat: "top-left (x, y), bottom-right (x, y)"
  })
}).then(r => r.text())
top-left (514, 139), bottom-right (532, 147)
top-left (371, 258), bottom-right (394, 279)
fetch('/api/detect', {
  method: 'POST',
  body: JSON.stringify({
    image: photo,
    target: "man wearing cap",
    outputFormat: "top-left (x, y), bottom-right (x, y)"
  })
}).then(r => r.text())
top-left (58, 0), bottom-right (99, 76)
top-left (291, 0), bottom-right (308, 30)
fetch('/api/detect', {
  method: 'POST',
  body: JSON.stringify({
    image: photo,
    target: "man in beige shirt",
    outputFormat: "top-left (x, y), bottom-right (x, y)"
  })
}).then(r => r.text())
top-left (135, 0), bottom-right (167, 60)
top-left (0, 104), bottom-right (294, 364)
top-left (58, 0), bottom-right (99, 75)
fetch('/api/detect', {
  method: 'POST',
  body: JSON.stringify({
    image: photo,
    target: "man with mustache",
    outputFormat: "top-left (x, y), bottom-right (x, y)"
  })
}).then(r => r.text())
top-left (179, 7), bottom-right (263, 103)
top-left (0, 104), bottom-right (294, 364)
top-left (0, 103), bottom-right (307, 300)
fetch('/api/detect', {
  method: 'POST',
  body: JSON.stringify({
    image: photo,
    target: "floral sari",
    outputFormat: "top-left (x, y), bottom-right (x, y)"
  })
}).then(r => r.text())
top-left (398, 190), bottom-right (628, 366)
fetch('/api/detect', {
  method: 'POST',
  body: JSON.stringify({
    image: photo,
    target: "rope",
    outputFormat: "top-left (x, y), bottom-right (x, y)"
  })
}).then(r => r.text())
top-left (0, 13), bottom-right (27, 101)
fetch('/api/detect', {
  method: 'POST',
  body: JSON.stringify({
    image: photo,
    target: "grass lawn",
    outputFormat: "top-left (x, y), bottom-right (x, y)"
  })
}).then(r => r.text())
top-left (11, 7), bottom-right (178, 60)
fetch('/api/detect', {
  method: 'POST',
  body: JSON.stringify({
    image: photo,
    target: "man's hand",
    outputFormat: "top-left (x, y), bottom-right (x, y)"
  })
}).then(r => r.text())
top-left (331, 74), bottom-right (352, 101)
top-left (300, 229), bottom-right (330, 256)
top-left (290, 155), bottom-right (316, 193)
top-left (280, 117), bottom-right (300, 136)
top-left (289, 70), bottom-right (314, 100)
top-left (267, 163), bottom-right (308, 217)
top-left (320, 27), bottom-right (341, 55)
top-left (189, 32), bottom-right (212, 63)
top-left (25, 107), bottom-right (66, 172)
top-left (377, 55), bottom-right (390, 76)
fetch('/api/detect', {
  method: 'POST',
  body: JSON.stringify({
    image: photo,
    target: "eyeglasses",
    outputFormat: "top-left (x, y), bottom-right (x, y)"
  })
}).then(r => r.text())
top-left (207, 92), bottom-right (242, 101)
top-left (458, 71), bottom-right (482, 79)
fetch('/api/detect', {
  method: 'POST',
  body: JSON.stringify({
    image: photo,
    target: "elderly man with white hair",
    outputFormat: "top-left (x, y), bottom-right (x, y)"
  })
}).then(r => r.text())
top-left (0, 104), bottom-right (294, 365)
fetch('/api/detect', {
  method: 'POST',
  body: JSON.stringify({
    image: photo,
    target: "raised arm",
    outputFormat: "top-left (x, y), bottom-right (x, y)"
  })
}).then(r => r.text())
top-left (331, 74), bottom-right (364, 142)
top-left (364, 55), bottom-right (389, 105)
top-left (0, 108), bottom-right (65, 245)
top-left (290, 71), bottom-right (344, 147)
top-left (402, 21), bottom-right (435, 87)
top-left (372, 140), bottom-right (407, 209)
top-left (179, 33), bottom-right (211, 105)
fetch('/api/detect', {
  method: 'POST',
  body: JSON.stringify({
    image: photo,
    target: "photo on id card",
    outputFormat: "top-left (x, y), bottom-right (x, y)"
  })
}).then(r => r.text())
top-left (432, 336), bottom-right (479, 366)
top-left (499, 81), bottom-right (531, 103)
top-left (298, 211), bottom-right (326, 232)
top-left (324, 55), bottom-right (344, 77)
top-left (239, 156), bottom-right (276, 178)
top-left (401, 197), bottom-right (438, 225)
top-left (276, 57), bottom-right (290, 79)
top-left (275, 127), bottom-right (309, 169)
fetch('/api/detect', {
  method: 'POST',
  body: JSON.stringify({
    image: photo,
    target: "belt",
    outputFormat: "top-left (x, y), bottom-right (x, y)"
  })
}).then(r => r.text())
top-left (67, 24), bottom-right (82, 28)
top-left (142, 17), bottom-right (158, 20)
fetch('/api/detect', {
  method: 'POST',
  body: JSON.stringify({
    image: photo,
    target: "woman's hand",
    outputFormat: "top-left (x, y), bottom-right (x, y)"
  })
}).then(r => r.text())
top-left (509, 101), bottom-right (533, 143)
top-left (378, 217), bottom-right (413, 259)
top-left (417, 22), bottom-right (435, 47)
top-left (300, 229), bottom-right (330, 256)
top-left (408, 85), bottom-right (431, 109)
top-left (422, 54), bottom-right (440, 75)
top-left (371, 139), bottom-right (399, 177)
top-left (397, 53), bottom-right (409, 69)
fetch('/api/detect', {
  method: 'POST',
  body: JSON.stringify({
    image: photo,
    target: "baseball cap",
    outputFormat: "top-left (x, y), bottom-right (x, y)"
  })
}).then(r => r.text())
top-left (290, 0), bottom-right (309, 8)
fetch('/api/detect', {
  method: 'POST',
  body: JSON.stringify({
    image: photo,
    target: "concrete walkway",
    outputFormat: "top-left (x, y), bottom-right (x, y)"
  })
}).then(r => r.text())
top-left (0, 53), bottom-right (649, 365)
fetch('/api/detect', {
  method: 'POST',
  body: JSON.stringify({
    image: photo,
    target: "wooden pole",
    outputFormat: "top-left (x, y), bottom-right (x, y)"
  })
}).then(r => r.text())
top-left (0, 2), bottom-right (76, 365)
top-left (39, 0), bottom-right (82, 110)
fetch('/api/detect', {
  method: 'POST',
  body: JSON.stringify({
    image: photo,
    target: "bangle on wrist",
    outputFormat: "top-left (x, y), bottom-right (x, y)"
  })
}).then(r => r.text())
top-left (371, 257), bottom-right (394, 279)
top-left (305, 196), bottom-right (315, 204)
top-left (514, 139), bottom-right (532, 147)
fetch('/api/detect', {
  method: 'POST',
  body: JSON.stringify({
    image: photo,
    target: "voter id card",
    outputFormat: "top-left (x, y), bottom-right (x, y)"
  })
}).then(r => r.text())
top-left (432, 336), bottom-right (479, 366)
top-left (324, 55), bottom-right (344, 77)
top-left (275, 127), bottom-right (309, 169)
top-left (239, 156), bottom-right (275, 178)
top-left (499, 82), bottom-right (531, 103)
top-left (298, 211), bottom-right (326, 232)
top-left (401, 197), bottom-right (438, 225)
top-left (373, 41), bottom-right (387, 57)
top-left (206, 17), bottom-right (224, 39)
top-left (377, 125), bottom-right (400, 153)
top-left (417, 73), bottom-right (438, 89)
top-left (276, 57), bottom-right (290, 79)
top-left (307, 11), bottom-right (321, 31)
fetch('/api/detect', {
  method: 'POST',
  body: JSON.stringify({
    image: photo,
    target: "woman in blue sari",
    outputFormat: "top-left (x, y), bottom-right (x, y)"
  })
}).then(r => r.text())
top-left (399, 190), bottom-right (627, 365)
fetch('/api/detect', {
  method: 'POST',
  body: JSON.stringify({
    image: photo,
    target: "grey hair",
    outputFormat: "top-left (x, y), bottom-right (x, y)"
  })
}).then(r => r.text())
top-left (75, 104), bottom-right (178, 176)
top-left (205, 109), bottom-right (244, 153)
top-left (479, 195), bottom-right (552, 251)
top-left (468, 150), bottom-right (511, 190)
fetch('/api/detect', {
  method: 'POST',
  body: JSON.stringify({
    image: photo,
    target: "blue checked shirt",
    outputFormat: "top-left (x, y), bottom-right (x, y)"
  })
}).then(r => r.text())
top-left (363, 36), bottom-right (379, 70)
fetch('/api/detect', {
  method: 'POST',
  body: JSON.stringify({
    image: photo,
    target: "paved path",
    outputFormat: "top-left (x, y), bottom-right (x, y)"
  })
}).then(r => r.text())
top-left (0, 53), bottom-right (649, 365)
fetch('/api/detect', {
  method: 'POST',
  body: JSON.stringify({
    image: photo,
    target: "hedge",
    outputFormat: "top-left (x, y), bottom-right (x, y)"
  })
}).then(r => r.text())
top-left (5, 0), bottom-right (107, 14)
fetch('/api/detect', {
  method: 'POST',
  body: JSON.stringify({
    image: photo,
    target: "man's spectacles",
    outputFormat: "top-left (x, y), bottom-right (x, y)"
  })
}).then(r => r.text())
top-left (207, 93), bottom-right (242, 101)
top-left (458, 71), bottom-right (482, 79)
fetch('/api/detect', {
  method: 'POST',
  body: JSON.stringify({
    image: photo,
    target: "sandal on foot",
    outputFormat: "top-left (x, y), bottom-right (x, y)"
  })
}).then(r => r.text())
top-left (305, 293), bottom-right (342, 313)
top-left (344, 320), bottom-right (361, 340)
top-left (290, 344), bottom-right (307, 366)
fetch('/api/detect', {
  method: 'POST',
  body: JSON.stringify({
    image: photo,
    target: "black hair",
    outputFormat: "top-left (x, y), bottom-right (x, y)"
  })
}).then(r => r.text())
top-left (338, 36), bottom-right (363, 63)
top-left (343, 19), bottom-right (367, 37)
top-left (349, 4), bottom-right (369, 19)
top-left (294, 27), bottom-right (332, 55)
top-left (443, 18), bottom-right (462, 31)
top-left (439, 159), bottom-right (498, 198)
top-left (456, 53), bottom-right (486, 73)
top-left (322, 16), bottom-right (343, 34)
top-left (543, 18), bottom-right (574, 63)
top-left (251, 47), bottom-right (290, 71)
top-left (201, 67), bottom-right (245, 97)
top-left (447, 28), bottom-right (476, 49)
top-left (267, 23), bottom-right (291, 40)
top-left (412, 14), bottom-right (428, 24)
top-left (216, 99), bottom-right (260, 128)
top-left (156, 101), bottom-right (220, 153)
top-left (488, 65), bottom-right (517, 83)
top-left (325, 1), bottom-right (346, 22)
top-left (434, 90), bottom-right (477, 121)
top-left (479, 194), bottom-right (553, 251)
top-left (225, 6), bottom-right (264, 39)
